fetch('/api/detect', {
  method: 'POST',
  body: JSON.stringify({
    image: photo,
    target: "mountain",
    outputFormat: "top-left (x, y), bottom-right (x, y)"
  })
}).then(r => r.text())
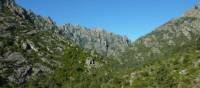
top-left (0, 0), bottom-right (115, 87)
top-left (115, 4), bottom-right (200, 87)
top-left (0, 0), bottom-right (56, 30)
top-left (59, 24), bottom-right (130, 57)
top-left (120, 5), bottom-right (200, 66)
top-left (2, 0), bottom-right (200, 88)
top-left (1, 0), bottom-right (131, 58)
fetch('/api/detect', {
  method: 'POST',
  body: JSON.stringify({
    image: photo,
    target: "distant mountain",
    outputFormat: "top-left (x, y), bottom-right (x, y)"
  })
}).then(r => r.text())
top-left (59, 24), bottom-right (130, 57)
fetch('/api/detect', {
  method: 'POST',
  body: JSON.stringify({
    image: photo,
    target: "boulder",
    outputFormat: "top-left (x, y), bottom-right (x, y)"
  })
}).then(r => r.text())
top-left (33, 63), bottom-right (53, 75)
top-left (8, 66), bottom-right (32, 84)
top-left (22, 40), bottom-right (38, 52)
top-left (4, 52), bottom-right (26, 65)
top-left (26, 30), bottom-right (37, 35)
top-left (85, 57), bottom-right (102, 69)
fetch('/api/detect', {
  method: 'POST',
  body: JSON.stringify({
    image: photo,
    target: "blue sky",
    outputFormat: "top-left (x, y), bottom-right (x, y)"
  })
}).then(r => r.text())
top-left (16, 0), bottom-right (197, 40)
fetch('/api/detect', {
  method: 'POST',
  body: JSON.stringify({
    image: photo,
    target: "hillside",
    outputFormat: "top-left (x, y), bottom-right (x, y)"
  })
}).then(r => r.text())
top-left (117, 4), bottom-right (200, 88)
top-left (119, 4), bottom-right (200, 66)
top-left (0, 0), bottom-right (115, 87)
top-left (2, 0), bottom-right (200, 88)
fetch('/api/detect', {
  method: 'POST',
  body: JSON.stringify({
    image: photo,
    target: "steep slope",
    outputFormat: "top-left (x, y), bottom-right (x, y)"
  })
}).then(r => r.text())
top-left (0, 0), bottom-right (56, 30)
top-left (115, 4), bottom-right (200, 88)
top-left (59, 24), bottom-right (130, 57)
top-left (121, 5), bottom-right (200, 66)
top-left (2, 0), bottom-right (200, 88)
top-left (0, 0), bottom-right (114, 87)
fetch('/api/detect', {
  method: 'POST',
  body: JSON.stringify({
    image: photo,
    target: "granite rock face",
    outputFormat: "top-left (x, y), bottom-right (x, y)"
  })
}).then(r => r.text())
top-left (8, 66), bottom-right (32, 84)
top-left (59, 24), bottom-right (131, 57)
top-left (1, 0), bottom-right (131, 58)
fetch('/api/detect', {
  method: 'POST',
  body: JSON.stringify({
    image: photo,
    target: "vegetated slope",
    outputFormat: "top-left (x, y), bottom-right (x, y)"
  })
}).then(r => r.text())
top-left (121, 5), bottom-right (200, 66)
top-left (0, 0), bottom-right (118, 88)
top-left (2, 0), bottom-right (200, 88)
top-left (116, 4), bottom-right (200, 88)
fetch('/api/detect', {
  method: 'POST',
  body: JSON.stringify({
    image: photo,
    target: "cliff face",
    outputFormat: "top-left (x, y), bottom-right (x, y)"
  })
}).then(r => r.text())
top-left (59, 24), bottom-right (130, 57)
top-left (1, 0), bottom-right (130, 58)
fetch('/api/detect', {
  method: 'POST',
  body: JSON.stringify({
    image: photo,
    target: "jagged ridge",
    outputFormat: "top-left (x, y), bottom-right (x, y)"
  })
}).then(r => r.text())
top-left (59, 24), bottom-right (130, 57)
top-left (2, 0), bottom-right (200, 88)
top-left (0, 0), bottom-right (112, 87)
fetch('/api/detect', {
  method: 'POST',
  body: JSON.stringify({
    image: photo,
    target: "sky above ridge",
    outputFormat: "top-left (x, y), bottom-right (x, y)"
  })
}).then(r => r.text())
top-left (16, 0), bottom-right (197, 40)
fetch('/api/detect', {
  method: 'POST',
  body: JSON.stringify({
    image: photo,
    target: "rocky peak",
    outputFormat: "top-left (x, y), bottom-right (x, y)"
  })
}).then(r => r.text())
top-left (0, 0), bottom-right (131, 58)
top-left (59, 24), bottom-right (131, 57)
top-left (184, 4), bottom-right (200, 18)
top-left (0, 0), bottom-right (56, 30)
top-left (1, 0), bottom-right (20, 13)
top-left (1, 0), bottom-right (16, 9)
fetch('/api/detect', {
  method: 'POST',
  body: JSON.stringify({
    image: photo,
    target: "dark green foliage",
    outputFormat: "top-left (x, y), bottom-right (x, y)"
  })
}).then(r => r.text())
top-left (0, 76), bottom-right (9, 88)
top-left (195, 6), bottom-right (198, 9)
top-left (1, 3), bottom-right (13, 16)
top-left (196, 38), bottom-right (200, 50)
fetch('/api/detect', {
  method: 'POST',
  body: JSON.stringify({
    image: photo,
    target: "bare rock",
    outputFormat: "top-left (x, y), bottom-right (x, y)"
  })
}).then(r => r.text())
top-left (4, 52), bottom-right (26, 65)
top-left (33, 63), bottom-right (53, 74)
top-left (85, 57), bottom-right (102, 69)
top-left (184, 4), bottom-right (200, 18)
top-left (26, 30), bottom-right (37, 35)
top-left (22, 40), bottom-right (38, 52)
top-left (8, 66), bottom-right (32, 84)
top-left (59, 24), bottom-right (131, 57)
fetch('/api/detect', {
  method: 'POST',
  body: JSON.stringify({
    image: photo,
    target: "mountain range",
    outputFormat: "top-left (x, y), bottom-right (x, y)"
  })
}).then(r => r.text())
top-left (1, 0), bottom-right (200, 88)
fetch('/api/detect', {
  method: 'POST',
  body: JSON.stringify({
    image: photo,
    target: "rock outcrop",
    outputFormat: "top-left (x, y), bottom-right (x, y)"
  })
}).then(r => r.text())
top-left (0, 0), bottom-right (56, 31)
top-left (59, 24), bottom-right (130, 57)
top-left (1, 0), bottom-right (130, 58)
top-left (4, 0), bottom-right (200, 88)
top-left (8, 66), bottom-right (32, 84)
top-left (184, 4), bottom-right (200, 18)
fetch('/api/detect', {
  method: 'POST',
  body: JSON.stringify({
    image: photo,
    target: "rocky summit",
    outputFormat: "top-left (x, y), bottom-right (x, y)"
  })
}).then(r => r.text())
top-left (2, 0), bottom-right (200, 88)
